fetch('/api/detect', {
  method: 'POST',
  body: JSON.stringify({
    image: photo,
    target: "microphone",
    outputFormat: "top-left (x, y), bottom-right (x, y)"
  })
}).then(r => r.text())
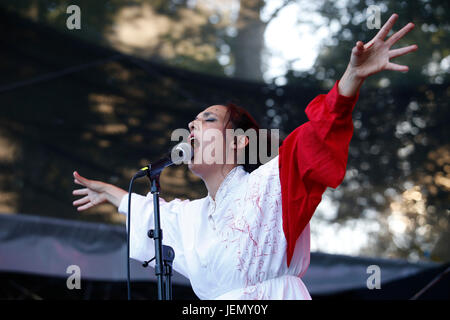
top-left (134, 142), bottom-right (193, 179)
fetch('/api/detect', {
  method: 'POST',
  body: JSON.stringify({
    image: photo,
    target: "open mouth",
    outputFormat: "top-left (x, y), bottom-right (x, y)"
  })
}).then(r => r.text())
top-left (190, 136), bottom-right (200, 149)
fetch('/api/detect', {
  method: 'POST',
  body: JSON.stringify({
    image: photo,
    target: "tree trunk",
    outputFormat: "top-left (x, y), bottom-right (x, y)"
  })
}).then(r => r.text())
top-left (232, 0), bottom-right (266, 81)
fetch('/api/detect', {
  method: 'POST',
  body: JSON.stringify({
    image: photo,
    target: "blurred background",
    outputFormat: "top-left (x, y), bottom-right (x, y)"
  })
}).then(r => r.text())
top-left (0, 0), bottom-right (448, 299)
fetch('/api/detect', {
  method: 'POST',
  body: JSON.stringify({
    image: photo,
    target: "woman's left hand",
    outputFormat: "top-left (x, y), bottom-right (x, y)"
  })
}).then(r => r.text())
top-left (339, 13), bottom-right (418, 96)
top-left (350, 13), bottom-right (417, 78)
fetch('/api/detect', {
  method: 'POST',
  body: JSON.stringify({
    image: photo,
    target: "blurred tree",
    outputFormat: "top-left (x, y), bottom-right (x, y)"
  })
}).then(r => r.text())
top-left (0, 0), bottom-right (298, 81)
top-left (233, 0), bottom-right (266, 80)
top-left (0, 0), bottom-right (227, 75)
top-left (0, 0), bottom-right (448, 262)
top-left (283, 0), bottom-right (449, 262)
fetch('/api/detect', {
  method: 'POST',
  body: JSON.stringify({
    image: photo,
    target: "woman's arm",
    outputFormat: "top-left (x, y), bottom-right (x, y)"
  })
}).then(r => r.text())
top-left (338, 13), bottom-right (417, 97)
top-left (72, 171), bottom-right (190, 276)
top-left (72, 171), bottom-right (127, 210)
top-left (279, 14), bottom-right (417, 266)
top-left (292, 13), bottom-right (418, 188)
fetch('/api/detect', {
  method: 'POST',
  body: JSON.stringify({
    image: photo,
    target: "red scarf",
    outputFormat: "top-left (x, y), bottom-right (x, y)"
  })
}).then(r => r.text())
top-left (278, 81), bottom-right (359, 267)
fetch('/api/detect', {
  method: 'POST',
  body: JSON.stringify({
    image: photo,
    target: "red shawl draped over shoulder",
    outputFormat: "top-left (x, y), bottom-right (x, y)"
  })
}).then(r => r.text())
top-left (278, 80), bottom-right (359, 267)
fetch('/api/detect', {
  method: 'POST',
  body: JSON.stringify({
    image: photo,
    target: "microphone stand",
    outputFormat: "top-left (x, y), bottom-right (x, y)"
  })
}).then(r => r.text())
top-left (134, 142), bottom-right (190, 300)
top-left (146, 172), bottom-right (175, 300)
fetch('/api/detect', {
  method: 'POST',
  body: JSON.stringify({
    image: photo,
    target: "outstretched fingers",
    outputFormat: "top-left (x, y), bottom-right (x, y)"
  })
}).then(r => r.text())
top-left (73, 171), bottom-right (91, 188)
top-left (73, 195), bottom-right (90, 206)
top-left (386, 22), bottom-right (415, 47)
top-left (375, 13), bottom-right (399, 41)
top-left (385, 62), bottom-right (409, 72)
top-left (74, 178), bottom-right (84, 186)
top-left (77, 202), bottom-right (94, 211)
top-left (389, 44), bottom-right (418, 59)
top-left (73, 188), bottom-right (88, 196)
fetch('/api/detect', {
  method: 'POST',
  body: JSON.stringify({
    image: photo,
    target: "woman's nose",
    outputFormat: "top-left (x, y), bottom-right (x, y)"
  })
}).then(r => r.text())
top-left (188, 120), bottom-right (196, 132)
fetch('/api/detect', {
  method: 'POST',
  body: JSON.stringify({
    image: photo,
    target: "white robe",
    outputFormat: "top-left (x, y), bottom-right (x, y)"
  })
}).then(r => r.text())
top-left (118, 155), bottom-right (311, 299)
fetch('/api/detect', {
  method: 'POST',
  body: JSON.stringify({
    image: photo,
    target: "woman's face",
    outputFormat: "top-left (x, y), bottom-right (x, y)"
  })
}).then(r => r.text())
top-left (187, 105), bottom-right (235, 176)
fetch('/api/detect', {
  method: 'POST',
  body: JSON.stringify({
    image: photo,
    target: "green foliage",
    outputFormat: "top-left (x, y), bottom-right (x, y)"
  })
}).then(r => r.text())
top-left (284, 0), bottom-right (449, 261)
top-left (0, 0), bottom-right (448, 261)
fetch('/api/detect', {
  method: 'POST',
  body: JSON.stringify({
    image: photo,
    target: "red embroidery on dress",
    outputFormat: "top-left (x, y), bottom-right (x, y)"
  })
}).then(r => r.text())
top-left (210, 163), bottom-right (285, 298)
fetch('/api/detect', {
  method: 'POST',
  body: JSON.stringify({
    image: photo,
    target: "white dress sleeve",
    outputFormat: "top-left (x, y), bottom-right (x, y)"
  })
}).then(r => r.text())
top-left (118, 192), bottom-right (190, 278)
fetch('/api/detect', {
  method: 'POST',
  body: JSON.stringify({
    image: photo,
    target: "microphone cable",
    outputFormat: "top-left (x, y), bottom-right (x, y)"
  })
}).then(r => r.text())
top-left (126, 166), bottom-right (149, 300)
top-left (126, 176), bottom-right (135, 300)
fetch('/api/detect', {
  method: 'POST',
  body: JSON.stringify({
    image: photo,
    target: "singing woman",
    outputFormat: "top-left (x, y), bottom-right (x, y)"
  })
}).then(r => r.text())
top-left (73, 14), bottom-right (417, 299)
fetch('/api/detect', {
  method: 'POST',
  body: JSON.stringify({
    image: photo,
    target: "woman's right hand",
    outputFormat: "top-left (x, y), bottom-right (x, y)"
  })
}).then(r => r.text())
top-left (72, 171), bottom-right (109, 211)
top-left (72, 171), bottom-right (127, 211)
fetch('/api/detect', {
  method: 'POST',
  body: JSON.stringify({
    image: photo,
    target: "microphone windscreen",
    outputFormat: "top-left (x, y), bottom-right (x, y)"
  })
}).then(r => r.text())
top-left (170, 142), bottom-right (193, 165)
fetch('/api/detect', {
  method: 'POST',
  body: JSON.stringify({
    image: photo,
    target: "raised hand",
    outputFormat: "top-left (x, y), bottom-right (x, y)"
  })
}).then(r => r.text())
top-left (338, 13), bottom-right (418, 97)
top-left (349, 13), bottom-right (417, 79)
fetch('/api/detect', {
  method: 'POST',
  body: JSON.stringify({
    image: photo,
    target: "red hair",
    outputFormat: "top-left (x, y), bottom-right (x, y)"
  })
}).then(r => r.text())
top-left (221, 102), bottom-right (273, 173)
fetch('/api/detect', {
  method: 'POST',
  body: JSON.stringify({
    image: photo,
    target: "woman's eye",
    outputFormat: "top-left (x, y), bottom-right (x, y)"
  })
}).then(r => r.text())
top-left (205, 119), bottom-right (216, 122)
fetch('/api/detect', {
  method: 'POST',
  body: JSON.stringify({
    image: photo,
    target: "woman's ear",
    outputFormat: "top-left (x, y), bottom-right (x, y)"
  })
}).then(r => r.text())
top-left (234, 135), bottom-right (249, 150)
